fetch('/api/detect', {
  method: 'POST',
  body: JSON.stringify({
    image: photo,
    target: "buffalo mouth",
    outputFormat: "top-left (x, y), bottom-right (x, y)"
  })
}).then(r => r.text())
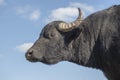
top-left (25, 53), bottom-right (39, 62)
top-left (25, 52), bottom-right (59, 64)
top-left (26, 57), bottom-right (38, 62)
top-left (26, 56), bottom-right (39, 62)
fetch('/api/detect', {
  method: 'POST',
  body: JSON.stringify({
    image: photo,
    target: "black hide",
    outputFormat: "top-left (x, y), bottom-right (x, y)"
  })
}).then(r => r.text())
top-left (26, 5), bottom-right (120, 80)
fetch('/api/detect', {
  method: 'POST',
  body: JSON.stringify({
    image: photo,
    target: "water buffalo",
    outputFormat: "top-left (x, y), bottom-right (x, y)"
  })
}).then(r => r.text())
top-left (26, 5), bottom-right (120, 80)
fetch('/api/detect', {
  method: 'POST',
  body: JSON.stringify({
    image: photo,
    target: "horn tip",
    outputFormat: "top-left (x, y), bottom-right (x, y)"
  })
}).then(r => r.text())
top-left (77, 8), bottom-right (83, 18)
top-left (78, 8), bottom-right (82, 14)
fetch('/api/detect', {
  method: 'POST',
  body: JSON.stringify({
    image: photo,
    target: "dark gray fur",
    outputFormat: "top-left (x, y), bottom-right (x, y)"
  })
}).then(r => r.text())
top-left (26, 5), bottom-right (120, 80)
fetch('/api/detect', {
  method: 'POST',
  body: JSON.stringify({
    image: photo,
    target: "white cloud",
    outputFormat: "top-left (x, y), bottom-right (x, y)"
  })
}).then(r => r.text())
top-left (16, 6), bottom-right (41, 21)
top-left (16, 43), bottom-right (33, 52)
top-left (69, 2), bottom-right (95, 12)
top-left (0, 0), bottom-right (6, 6)
top-left (29, 10), bottom-right (40, 21)
top-left (46, 2), bottom-right (96, 23)
top-left (46, 7), bottom-right (78, 23)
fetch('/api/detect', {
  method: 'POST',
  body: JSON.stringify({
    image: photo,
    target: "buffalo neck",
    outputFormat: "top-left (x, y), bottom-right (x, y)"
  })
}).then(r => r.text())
top-left (69, 16), bottom-right (102, 67)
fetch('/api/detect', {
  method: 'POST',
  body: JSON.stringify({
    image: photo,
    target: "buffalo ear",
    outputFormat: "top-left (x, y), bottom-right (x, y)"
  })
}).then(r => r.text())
top-left (64, 28), bottom-right (82, 46)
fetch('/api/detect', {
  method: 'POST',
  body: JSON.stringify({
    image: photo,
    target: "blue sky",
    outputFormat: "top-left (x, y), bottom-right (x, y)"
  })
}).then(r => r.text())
top-left (0, 0), bottom-right (119, 80)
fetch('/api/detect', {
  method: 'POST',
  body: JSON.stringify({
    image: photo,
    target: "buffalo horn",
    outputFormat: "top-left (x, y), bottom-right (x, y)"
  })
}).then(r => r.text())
top-left (58, 8), bottom-right (83, 32)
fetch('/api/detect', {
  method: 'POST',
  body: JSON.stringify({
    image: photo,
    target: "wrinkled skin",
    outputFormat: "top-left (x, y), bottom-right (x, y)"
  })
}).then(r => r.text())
top-left (26, 5), bottom-right (120, 80)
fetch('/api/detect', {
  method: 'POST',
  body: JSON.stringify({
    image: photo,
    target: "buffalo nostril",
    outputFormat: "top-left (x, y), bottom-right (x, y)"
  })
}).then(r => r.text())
top-left (27, 50), bottom-right (33, 57)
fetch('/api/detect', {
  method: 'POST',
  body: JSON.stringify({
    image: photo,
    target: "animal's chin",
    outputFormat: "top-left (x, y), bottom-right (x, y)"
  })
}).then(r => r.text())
top-left (40, 57), bottom-right (59, 65)
top-left (40, 61), bottom-right (58, 65)
top-left (26, 56), bottom-right (60, 65)
top-left (26, 58), bottom-right (39, 62)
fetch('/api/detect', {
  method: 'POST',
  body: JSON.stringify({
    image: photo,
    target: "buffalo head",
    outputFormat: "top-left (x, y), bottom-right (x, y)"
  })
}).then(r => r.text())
top-left (25, 8), bottom-right (83, 64)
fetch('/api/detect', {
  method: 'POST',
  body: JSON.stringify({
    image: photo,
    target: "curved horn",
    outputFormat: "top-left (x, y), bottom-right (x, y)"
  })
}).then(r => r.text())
top-left (58, 8), bottom-right (83, 32)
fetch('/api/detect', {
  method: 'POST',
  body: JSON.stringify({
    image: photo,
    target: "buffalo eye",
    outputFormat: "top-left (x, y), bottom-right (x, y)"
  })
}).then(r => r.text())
top-left (50, 32), bottom-right (56, 38)
top-left (44, 32), bottom-right (56, 39)
top-left (44, 33), bottom-right (49, 39)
